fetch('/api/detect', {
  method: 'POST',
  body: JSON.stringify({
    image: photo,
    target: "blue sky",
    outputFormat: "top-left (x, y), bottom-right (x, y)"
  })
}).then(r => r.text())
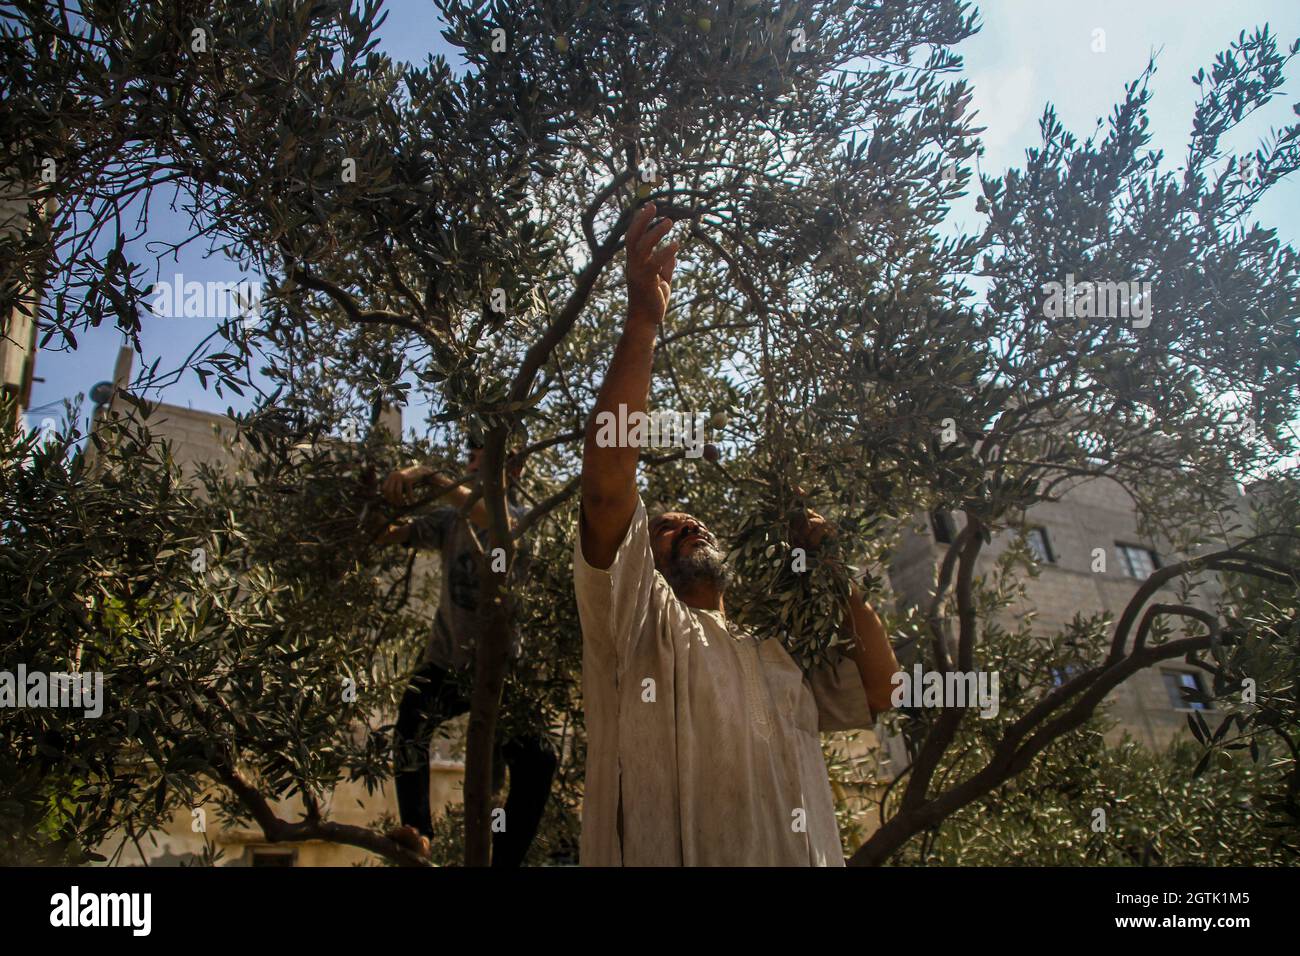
top-left (26, 0), bottom-right (1300, 434)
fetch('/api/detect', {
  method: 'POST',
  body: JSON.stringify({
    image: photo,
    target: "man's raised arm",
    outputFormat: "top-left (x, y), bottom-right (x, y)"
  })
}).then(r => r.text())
top-left (580, 202), bottom-right (679, 569)
top-left (794, 505), bottom-right (901, 718)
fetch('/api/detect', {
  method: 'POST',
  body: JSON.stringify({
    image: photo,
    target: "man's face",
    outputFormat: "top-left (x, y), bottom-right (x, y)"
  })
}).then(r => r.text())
top-left (466, 446), bottom-right (524, 482)
top-left (649, 511), bottom-right (730, 594)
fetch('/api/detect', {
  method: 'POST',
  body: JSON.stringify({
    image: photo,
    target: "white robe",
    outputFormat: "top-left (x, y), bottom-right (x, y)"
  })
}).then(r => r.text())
top-left (573, 495), bottom-right (875, 866)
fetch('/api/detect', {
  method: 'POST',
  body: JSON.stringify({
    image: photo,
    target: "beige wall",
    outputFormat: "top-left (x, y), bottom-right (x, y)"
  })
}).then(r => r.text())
top-left (887, 474), bottom-right (1240, 752)
top-left (99, 759), bottom-right (467, 867)
top-left (0, 190), bottom-right (54, 420)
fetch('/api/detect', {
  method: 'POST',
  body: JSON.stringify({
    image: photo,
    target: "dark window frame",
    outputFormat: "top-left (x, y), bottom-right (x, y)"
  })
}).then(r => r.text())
top-left (1161, 668), bottom-right (1211, 711)
top-left (1117, 542), bottom-right (1161, 579)
top-left (248, 847), bottom-right (298, 867)
top-left (931, 510), bottom-right (956, 545)
top-left (1027, 526), bottom-right (1055, 564)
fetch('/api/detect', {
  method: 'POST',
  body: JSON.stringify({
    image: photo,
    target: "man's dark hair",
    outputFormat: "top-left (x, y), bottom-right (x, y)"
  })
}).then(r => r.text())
top-left (465, 423), bottom-right (528, 453)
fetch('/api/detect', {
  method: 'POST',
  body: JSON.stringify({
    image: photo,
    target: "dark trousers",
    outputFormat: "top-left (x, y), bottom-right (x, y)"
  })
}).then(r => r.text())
top-left (394, 662), bottom-right (557, 867)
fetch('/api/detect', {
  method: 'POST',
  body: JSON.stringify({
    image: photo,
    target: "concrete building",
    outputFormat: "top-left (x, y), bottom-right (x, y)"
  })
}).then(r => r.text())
top-left (886, 475), bottom-right (1238, 754)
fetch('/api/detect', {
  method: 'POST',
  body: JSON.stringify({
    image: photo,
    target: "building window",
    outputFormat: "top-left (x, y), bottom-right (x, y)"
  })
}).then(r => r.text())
top-left (1162, 669), bottom-right (1210, 711)
top-left (931, 510), bottom-right (956, 545)
top-left (249, 847), bottom-right (297, 867)
top-left (1049, 664), bottom-right (1079, 687)
top-left (1027, 527), bottom-right (1054, 563)
top-left (1118, 543), bottom-right (1159, 579)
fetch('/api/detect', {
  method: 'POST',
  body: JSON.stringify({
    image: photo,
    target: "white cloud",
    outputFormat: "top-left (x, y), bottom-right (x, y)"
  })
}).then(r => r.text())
top-left (968, 64), bottom-right (1038, 171)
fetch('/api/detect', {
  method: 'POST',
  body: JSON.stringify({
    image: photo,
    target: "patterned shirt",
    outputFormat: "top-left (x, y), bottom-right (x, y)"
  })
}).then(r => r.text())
top-left (407, 502), bottom-right (527, 672)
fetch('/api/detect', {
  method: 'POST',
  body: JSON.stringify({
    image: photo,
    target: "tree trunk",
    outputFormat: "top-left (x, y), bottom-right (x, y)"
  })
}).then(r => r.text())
top-left (463, 586), bottom-right (512, 866)
top-left (462, 426), bottom-right (517, 866)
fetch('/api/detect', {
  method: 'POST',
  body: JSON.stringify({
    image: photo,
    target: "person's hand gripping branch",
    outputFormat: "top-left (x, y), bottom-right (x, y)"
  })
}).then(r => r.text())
top-left (790, 486), bottom-right (899, 716)
top-left (626, 201), bottom-right (680, 328)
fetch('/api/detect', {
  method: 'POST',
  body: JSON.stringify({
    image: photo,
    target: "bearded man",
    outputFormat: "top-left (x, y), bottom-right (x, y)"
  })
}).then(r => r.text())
top-left (574, 202), bottom-right (900, 866)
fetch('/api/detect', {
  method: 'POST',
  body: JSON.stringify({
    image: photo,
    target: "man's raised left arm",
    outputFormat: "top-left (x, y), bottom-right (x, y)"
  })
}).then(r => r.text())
top-left (794, 505), bottom-right (899, 718)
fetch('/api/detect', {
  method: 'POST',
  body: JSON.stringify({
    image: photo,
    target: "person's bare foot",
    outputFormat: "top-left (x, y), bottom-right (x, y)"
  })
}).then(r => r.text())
top-left (386, 824), bottom-right (431, 860)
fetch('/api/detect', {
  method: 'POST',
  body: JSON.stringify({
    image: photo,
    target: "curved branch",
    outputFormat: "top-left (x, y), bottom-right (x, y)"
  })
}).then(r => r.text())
top-left (506, 427), bottom-right (581, 470)
top-left (849, 631), bottom-right (1213, 866)
top-left (513, 474), bottom-right (580, 540)
top-left (900, 518), bottom-right (983, 813)
top-left (581, 170), bottom-right (634, 253)
top-left (1110, 549), bottom-right (1299, 660)
top-left (288, 266), bottom-right (432, 340)
top-left (1133, 602), bottom-right (1220, 653)
top-left (214, 765), bottom-right (432, 868)
top-left (508, 213), bottom-right (629, 405)
top-left (926, 519), bottom-right (974, 672)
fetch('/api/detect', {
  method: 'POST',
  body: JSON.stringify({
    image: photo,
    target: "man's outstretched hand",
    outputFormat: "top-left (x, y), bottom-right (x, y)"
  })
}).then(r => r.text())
top-left (626, 201), bottom-right (679, 325)
top-left (792, 507), bottom-right (836, 551)
top-left (791, 486), bottom-right (836, 550)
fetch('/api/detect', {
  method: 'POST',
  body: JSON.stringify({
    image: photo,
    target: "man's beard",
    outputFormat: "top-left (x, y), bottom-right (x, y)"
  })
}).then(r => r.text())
top-left (663, 541), bottom-right (733, 594)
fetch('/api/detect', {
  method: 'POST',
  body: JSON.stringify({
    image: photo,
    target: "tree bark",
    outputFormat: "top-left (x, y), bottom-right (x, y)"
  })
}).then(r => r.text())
top-left (462, 426), bottom-right (517, 866)
top-left (215, 765), bottom-right (431, 867)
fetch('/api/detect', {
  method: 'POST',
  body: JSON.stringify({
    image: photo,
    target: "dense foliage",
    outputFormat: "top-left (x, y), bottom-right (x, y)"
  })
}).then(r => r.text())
top-left (2, 1), bottom-right (1296, 864)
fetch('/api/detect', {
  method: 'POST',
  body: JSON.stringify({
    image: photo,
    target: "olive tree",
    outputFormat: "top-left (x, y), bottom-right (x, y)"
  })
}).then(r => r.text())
top-left (4, 0), bottom-right (1296, 868)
